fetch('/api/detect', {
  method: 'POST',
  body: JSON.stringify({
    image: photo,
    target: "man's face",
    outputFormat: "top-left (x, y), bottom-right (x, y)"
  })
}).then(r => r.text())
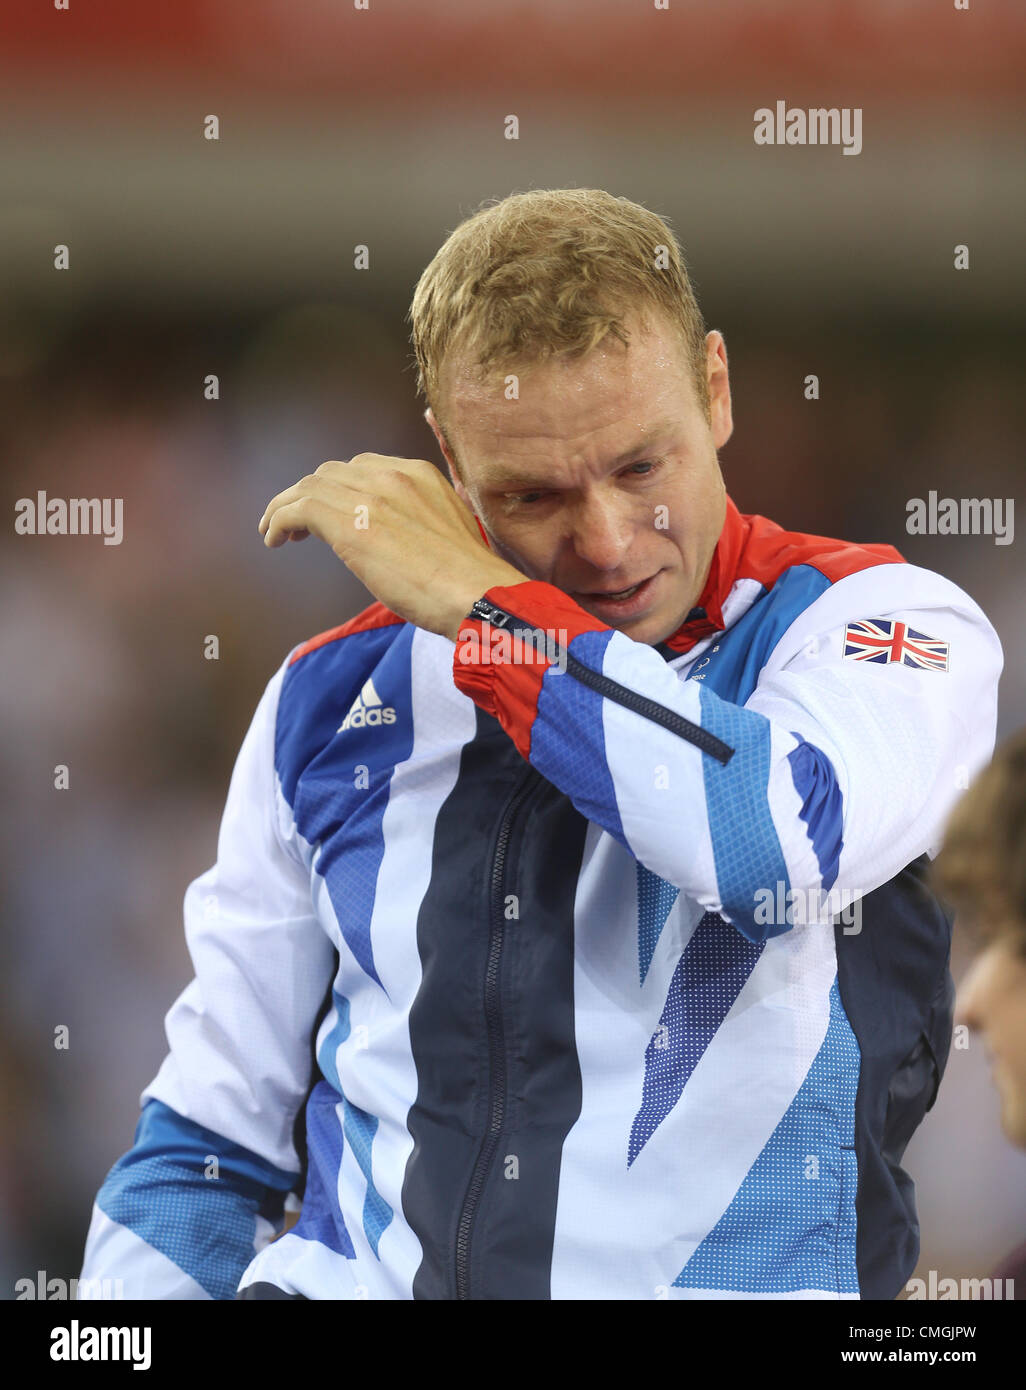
top-left (427, 312), bottom-right (732, 646)
top-left (955, 932), bottom-right (1026, 1148)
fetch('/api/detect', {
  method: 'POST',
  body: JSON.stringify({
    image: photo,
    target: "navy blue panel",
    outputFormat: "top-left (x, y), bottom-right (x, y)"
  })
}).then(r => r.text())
top-left (237, 1282), bottom-right (308, 1300)
top-left (833, 855), bottom-right (955, 1299)
top-left (403, 709), bottom-right (587, 1300)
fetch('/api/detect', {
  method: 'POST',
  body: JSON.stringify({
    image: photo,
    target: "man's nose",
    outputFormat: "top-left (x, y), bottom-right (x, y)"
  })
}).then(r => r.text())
top-left (569, 492), bottom-right (634, 572)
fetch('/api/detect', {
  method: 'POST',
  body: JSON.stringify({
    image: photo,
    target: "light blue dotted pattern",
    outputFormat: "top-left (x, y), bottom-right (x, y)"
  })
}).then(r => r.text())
top-left (97, 1100), bottom-right (297, 1300)
top-left (342, 1099), bottom-right (393, 1258)
top-left (698, 684), bottom-right (791, 942)
top-left (532, 627), bottom-right (628, 848)
top-left (317, 990), bottom-right (351, 1091)
top-left (314, 993), bottom-right (391, 1258)
top-left (628, 913), bottom-right (763, 1166)
top-left (672, 977), bottom-right (861, 1294)
top-left (100, 1157), bottom-right (262, 1300)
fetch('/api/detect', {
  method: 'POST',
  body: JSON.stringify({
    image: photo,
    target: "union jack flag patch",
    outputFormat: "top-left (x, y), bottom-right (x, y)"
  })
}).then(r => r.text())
top-left (843, 618), bottom-right (949, 671)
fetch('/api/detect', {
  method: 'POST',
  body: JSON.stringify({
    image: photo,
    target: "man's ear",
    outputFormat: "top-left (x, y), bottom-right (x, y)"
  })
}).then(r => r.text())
top-left (425, 407), bottom-right (494, 552)
top-left (705, 331), bottom-right (734, 448)
top-left (424, 407), bottom-right (465, 493)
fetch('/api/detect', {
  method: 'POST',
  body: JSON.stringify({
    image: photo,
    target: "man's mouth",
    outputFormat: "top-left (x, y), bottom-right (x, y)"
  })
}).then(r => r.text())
top-left (572, 573), bottom-right (660, 616)
top-left (585, 582), bottom-right (644, 600)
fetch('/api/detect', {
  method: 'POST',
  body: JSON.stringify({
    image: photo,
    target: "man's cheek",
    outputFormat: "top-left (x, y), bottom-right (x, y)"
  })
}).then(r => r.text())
top-left (489, 530), bottom-right (543, 576)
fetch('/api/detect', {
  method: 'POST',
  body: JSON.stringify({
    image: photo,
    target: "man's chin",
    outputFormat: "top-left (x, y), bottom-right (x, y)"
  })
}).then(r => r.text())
top-left (997, 1087), bottom-right (1026, 1150)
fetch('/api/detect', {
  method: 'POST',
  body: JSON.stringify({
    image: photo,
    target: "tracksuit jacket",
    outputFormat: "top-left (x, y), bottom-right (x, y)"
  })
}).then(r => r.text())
top-left (80, 496), bottom-right (1002, 1300)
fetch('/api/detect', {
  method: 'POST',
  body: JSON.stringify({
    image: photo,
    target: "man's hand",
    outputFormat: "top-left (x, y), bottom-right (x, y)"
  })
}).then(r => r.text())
top-left (258, 455), bottom-right (528, 641)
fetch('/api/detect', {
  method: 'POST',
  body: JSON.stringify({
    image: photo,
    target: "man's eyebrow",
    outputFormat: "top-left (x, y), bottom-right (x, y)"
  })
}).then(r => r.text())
top-left (482, 420), bottom-right (678, 491)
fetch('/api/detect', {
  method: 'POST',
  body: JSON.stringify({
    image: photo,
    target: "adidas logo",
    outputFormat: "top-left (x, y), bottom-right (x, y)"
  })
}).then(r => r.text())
top-left (338, 677), bottom-right (397, 732)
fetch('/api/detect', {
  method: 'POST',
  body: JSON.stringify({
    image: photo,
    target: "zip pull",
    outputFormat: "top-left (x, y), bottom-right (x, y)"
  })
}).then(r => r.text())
top-left (468, 599), bottom-right (515, 629)
top-left (466, 601), bottom-right (734, 766)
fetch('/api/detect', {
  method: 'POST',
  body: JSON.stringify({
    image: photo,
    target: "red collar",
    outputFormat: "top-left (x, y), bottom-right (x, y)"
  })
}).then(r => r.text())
top-left (661, 496), bottom-right (749, 654)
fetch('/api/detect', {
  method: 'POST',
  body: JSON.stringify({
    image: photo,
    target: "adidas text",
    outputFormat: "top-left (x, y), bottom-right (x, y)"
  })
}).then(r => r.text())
top-left (338, 677), bottom-right (397, 732)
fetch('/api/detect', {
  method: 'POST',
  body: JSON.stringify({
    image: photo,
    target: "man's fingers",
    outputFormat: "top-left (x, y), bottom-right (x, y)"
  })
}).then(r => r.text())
top-left (259, 475), bottom-right (318, 536)
top-left (258, 464), bottom-right (374, 534)
top-left (262, 496), bottom-right (335, 549)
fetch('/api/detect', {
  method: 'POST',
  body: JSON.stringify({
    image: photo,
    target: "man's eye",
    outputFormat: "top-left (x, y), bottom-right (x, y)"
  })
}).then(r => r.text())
top-left (505, 461), bottom-right (659, 505)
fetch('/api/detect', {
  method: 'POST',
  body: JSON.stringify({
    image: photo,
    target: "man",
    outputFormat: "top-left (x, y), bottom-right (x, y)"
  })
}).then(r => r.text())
top-left (934, 731), bottom-right (1026, 1293)
top-left (80, 188), bottom-right (1002, 1299)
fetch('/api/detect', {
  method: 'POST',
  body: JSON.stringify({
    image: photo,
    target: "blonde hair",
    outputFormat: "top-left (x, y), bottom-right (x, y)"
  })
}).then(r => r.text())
top-left (408, 188), bottom-right (710, 454)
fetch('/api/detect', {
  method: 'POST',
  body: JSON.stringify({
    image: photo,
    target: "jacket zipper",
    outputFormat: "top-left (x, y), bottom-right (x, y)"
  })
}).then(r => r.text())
top-left (467, 598), bottom-right (734, 765)
top-left (454, 766), bottom-right (541, 1300)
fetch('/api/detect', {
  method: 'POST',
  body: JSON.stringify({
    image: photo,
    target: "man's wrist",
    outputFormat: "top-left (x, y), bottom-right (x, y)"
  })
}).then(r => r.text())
top-left (442, 563), bottom-right (530, 642)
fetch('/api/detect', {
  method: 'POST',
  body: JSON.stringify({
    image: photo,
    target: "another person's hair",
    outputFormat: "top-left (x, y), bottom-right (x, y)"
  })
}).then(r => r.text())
top-left (408, 188), bottom-right (709, 461)
top-left (933, 728), bottom-right (1026, 956)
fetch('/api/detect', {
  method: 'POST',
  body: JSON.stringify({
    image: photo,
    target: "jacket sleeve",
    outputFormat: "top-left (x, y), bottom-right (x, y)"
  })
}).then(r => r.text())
top-left (79, 653), bottom-right (336, 1300)
top-left (451, 570), bottom-right (1002, 942)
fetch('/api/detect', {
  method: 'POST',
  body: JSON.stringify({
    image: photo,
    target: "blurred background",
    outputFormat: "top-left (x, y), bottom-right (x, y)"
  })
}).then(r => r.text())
top-left (2, 0), bottom-right (1024, 1298)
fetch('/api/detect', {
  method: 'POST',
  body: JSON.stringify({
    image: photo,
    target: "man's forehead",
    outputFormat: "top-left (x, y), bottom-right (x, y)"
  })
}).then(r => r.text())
top-left (462, 414), bottom-right (683, 491)
top-left (441, 307), bottom-right (690, 413)
top-left (443, 341), bottom-right (692, 471)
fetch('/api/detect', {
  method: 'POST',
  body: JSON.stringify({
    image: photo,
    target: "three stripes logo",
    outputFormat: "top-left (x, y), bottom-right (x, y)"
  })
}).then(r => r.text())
top-left (338, 677), bottom-right (397, 731)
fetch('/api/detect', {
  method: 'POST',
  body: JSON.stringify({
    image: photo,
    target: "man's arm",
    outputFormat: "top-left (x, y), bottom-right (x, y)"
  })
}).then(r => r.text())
top-left (252, 453), bottom-right (1002, 944)
top-left (451, 565), bottom-right (1003, 942)
top-left (79, 655), bottom-right (336, 1299)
